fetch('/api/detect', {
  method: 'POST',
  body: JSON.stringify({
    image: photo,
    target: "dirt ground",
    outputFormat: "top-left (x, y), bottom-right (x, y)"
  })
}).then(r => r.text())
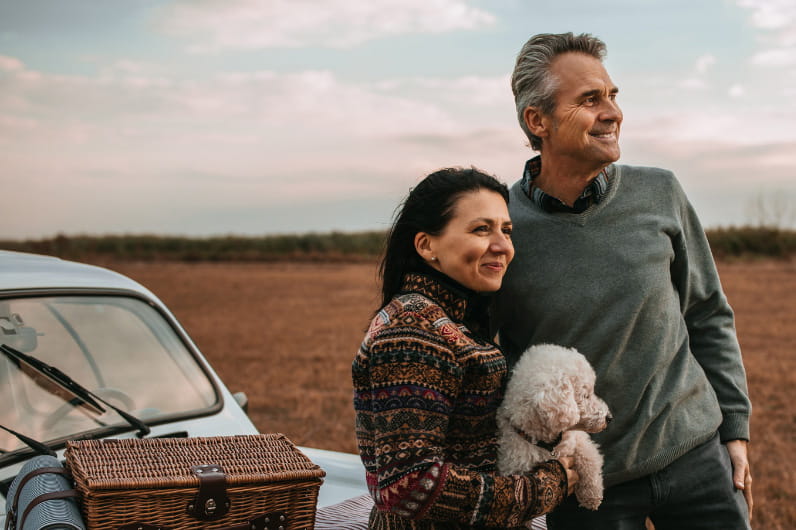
top-left (106, 259), bottom-right (795, 529)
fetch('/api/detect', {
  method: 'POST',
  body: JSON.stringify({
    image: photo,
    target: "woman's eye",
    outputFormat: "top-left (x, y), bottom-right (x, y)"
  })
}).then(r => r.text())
top-left (474, 225), bottom-right (489, 233)
top-left (502, 227), bottom-right (513, 236)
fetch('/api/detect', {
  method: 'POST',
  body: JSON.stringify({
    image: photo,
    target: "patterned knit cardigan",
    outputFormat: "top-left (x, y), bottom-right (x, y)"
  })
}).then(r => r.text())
top-left (353, 272), bottom-right (566, 529)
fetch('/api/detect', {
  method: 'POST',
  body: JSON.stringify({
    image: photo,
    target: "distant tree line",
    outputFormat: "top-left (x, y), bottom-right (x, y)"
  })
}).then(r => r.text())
top-left (1, 227), bottom-right (795, 262)
top-left (704, 226), bottom-right (795, 259)
top-left (0, 231), bottom-right (386, 262)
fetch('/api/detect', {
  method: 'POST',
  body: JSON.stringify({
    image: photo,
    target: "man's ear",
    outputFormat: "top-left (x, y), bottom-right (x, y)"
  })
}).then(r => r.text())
top-left (523, 106), bottom-right (549, 138)
top-left (414, 232), bottom-right (435, 263)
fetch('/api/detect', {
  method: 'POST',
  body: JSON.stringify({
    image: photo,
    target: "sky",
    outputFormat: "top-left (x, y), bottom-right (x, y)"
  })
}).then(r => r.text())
top-left (1, 0), bottom-right (795, 239)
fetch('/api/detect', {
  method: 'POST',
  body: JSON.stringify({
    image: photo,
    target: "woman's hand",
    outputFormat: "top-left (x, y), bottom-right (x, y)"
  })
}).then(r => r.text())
top-left (557, 456), bottom-right (579, 496)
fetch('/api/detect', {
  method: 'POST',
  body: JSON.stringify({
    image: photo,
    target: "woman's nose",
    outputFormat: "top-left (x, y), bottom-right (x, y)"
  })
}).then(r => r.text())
top-left (490, 234), bottom-right (514, 255)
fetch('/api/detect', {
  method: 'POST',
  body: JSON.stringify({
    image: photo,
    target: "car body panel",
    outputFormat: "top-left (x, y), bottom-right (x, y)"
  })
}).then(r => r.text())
top-left (0, 251), bottom-right (366, 527)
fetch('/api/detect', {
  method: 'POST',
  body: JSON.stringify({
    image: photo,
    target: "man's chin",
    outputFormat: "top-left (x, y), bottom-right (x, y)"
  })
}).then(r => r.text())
top-left (602, 146), bottom-right (621, 164)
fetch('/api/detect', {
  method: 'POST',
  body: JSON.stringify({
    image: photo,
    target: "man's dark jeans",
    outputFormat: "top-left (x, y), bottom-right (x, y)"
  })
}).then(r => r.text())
top-left (547, 434), bottom-right (751, 530)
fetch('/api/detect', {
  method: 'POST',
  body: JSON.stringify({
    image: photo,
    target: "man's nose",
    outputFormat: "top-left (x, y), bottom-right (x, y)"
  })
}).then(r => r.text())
top-left (601, 99), bottom-right (622, 122)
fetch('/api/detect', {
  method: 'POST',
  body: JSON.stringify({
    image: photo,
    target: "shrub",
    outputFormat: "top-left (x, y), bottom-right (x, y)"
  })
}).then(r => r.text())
top-left (2, 227), bottom-right (793, 262)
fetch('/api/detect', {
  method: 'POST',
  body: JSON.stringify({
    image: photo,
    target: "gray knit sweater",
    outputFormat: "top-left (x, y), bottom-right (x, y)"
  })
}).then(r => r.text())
top-left (494, 163), bottom-right (751, 488)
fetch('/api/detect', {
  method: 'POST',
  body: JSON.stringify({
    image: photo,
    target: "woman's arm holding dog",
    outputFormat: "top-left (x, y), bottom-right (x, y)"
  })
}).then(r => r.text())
top-left (354, 326), bottom-right (569, 527)
top-left (558, 456), bottom-right (579, 496)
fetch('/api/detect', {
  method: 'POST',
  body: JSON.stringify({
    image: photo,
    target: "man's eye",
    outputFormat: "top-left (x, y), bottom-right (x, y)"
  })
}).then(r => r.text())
top-left (502, 227), bottom-right (513, 236)
top-left (474, 226), bottom-right (489, 233)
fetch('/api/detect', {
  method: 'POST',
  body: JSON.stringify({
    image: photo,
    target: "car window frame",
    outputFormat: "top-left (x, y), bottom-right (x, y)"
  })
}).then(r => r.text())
top-left (0, 287), bottom-right (224, 463)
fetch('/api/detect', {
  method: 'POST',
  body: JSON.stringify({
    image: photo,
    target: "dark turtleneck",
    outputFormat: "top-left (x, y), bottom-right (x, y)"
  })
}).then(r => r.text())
top-left (401, 263), bottom-right (495, 341)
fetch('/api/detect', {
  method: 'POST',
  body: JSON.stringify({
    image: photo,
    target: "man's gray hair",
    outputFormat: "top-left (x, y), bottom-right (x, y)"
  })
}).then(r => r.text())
top-left (512, 33), bottom-right (607, 151)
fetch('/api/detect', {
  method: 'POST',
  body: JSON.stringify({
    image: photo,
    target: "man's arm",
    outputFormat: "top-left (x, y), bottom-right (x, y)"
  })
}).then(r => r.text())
top-left (669, 183), bottom-right (751, 441)
top-left (668, 177), bottom-right (753, 518)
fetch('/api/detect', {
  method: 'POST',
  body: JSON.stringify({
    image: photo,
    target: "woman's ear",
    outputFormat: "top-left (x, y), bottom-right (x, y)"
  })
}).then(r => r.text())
top-left (414, 232), bottom-right (435, 263)
top-left (523, 106), bottom-right (550, 139)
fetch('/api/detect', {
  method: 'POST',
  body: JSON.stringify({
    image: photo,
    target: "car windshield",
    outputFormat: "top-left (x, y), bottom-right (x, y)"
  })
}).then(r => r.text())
top-left (0, 295), bottom-right (217, 453)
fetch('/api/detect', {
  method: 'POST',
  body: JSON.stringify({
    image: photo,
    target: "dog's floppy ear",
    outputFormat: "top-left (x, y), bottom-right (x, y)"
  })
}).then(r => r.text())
top-left (543, 377), bottom-right (580, 435)
top-left (504, 374), bottom-right (580, 443)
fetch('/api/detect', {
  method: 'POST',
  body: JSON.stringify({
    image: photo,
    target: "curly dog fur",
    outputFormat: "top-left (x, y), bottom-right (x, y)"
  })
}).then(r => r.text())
top-left (497, 344), bottom-right (612, 510)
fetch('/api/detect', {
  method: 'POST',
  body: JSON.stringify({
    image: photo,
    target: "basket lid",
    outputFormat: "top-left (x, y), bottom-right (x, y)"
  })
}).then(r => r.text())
top-left (65, 434), bottom-right (325, 491)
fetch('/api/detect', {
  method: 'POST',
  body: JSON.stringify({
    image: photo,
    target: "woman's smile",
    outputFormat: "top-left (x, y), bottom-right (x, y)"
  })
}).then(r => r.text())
top-left (423, 189), bottom-right (514, 293)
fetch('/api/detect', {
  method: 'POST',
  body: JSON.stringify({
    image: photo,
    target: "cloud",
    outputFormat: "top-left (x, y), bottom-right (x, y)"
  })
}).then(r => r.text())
top-left (728, 84), bottom-right (745, 97)
top-left (737, 0), bottom-right (796, 31)
top-left (695, 53), bottom-right (716, 73)
top-left (0, 57), bottom-right (520, 215)
top-left (386, 75), bottom-right (512, 107)
top-left (0, 59), bottom-right (470, 143)
top-left (626, 104), bottom-right (796, 147)
top-left (0, 50), bottom-right (540, 239)
top-left (157, 0), bottom-right (496, 51)
top-left (738, 0), bottom-right (796, 66)
top-left (678, 78), bottom-right (708, 90)
top-left (0, 55), bottom-right (24, 72)
top-left (677, 53), bottom-right (716, 90)
top-left (751, 46), bottom-right (796, 66)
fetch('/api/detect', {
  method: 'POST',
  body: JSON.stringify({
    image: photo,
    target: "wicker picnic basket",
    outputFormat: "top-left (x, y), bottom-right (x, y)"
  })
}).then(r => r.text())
top-left (64, 434), bottom-right (325, 530)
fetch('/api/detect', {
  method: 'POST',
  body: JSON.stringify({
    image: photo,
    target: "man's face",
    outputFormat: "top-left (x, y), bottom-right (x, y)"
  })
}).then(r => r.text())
top-left (541, 52), bottom-right (622, 172)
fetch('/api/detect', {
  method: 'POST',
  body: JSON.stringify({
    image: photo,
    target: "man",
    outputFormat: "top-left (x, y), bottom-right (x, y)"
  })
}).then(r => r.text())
top-left (494, 33), bottom-right (753, 529)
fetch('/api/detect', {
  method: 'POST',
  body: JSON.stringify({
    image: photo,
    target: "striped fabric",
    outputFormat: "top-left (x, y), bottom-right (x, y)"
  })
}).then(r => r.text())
top-left (313, 494), bottom-right (549, 529)
top-left (314, 494), bottom-right (371, 530)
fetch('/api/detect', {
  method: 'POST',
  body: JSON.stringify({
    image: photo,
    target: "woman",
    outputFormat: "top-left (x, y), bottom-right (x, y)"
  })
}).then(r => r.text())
top-left (353, 167), bottom-right (577, 529)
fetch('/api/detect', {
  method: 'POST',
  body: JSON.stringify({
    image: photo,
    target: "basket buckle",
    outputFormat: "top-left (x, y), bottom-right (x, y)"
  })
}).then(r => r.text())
top-left (187, 464), bottom-right (230, 520)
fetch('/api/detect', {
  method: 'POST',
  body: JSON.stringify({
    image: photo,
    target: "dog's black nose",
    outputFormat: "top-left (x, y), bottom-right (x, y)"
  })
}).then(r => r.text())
top-left (606, 413), bottom-right (613, 424)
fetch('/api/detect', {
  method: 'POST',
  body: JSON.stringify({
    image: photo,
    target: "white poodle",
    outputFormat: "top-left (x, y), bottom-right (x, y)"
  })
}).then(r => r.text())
top-left (497, 344), bottom-right (612, 510)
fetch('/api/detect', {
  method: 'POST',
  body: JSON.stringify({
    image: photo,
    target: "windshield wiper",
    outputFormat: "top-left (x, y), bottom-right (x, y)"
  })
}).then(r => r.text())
top-left (0, 424), bottom-right (56, 457)
top-left (1, 343), bottom-right (105, 414)
top-left (1, 344), bottom-right (151, 437)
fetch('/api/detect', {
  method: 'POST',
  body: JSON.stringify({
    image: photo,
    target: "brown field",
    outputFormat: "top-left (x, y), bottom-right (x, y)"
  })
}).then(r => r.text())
top-left (103, 259), bottom-right (795, 529)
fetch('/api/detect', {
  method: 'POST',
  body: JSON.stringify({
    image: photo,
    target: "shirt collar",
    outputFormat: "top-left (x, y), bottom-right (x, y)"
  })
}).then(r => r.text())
top-left (520, 155), bottom-right (609, 214)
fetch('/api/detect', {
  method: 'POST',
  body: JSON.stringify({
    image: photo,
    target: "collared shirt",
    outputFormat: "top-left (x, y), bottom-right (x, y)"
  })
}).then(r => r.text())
top-left (520, 156), bottom-right (608, 214)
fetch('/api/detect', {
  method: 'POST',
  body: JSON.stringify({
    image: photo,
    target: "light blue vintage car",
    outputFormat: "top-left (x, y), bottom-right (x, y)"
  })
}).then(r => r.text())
top-left (0, 250), bottom-right (369, 529)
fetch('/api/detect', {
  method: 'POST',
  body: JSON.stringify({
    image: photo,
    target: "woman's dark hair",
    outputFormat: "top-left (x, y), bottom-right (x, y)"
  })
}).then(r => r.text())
top-left (378, 167), bottom-right (510, 307)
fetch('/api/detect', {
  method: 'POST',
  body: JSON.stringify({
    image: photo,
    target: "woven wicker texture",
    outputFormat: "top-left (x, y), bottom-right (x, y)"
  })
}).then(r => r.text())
top-left (65, 434), bottom-right (324, 530)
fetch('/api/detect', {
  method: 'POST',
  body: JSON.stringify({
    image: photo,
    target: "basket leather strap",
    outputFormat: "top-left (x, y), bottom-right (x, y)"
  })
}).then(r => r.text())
top-left (118, 512), bottom-right (289, 530)
top-left (6, 466), bottom-right (70, 530)
top-left (187, 464), bottom-right (230, 520)
top-left (227, 512), bottom-right (288, 530)
top-left (16, 489), bottom-right (79, 530)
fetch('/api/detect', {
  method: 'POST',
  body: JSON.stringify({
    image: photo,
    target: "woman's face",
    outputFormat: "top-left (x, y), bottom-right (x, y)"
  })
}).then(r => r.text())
top-left (421, 189), bottom-right (514, 293)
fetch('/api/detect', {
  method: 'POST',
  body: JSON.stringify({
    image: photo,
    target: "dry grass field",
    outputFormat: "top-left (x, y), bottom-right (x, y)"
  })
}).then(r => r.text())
top-left (104, 259), bottom-right (795, 529)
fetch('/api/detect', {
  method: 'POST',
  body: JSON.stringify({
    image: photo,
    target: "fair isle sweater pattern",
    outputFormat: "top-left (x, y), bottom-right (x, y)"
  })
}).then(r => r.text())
top-left (353, 272), bottom-right (566, 529)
